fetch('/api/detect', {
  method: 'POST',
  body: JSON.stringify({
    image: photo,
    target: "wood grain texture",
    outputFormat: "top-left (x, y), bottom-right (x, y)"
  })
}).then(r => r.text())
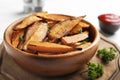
top-left (0, 35), bottom-right (120, 80)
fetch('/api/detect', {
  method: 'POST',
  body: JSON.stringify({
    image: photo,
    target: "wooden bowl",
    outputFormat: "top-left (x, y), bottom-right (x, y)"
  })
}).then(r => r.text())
top-left (3, 16), bottom-right (100, 76)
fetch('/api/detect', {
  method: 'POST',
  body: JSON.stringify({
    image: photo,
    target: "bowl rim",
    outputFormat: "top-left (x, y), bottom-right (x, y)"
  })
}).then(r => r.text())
top-left (4, 16), bottom-right (100, 58)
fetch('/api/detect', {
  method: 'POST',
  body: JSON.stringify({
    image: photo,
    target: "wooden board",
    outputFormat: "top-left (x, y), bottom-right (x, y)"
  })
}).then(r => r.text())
top-left (0, 35), bottom-right (120, 80)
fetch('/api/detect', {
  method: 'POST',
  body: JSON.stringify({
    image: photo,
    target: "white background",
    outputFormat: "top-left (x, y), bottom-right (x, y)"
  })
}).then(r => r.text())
top-left (0, 0), bottom-right (120, 46)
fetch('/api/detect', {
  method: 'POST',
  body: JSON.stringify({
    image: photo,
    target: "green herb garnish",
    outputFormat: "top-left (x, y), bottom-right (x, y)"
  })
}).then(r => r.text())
top-left (19, 35), bottom-right (23, 41)
top-left (81, 41), bottom-right (87, 45)
top-left (97, 47), bottom-right (116, 63)
top-left (87, 62), bottom-right (103, 80)
top-left (80, 62), bottom-right (103, 80)
top-left (78, 28), bottom-right (83, 33)
top-left (48, 26), bottom-right (51, 30)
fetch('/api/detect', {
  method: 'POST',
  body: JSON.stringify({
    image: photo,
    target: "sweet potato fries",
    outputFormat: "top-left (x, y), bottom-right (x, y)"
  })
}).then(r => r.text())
top-left (11, 12), bottom-right (93, 55)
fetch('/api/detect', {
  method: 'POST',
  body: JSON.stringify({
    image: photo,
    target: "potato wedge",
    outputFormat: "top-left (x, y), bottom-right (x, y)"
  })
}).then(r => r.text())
top-left (18, 22), bottom-right (42, 49)
top-left (47, 20), bottom-right (58, 27)
top-left (76, 42), bottom-right (92, 49)
top-left (22, 22), bottom-right (48, 50)
top-left (11, 29), bottom-right (25, 47)
top-left (78, 21), bottom-right (90, 28)
top-left (34, 11), bottom-right (48, 17)
top-left (69, 21), bottom-right (90, 34)
top-left (14, 15), bottom-right (41, 30)
top-left (25, 21), bottom-right (42, 41)
top-left (61, 31), bottom-right (89, 45)
top-left (48, 16), bottom-right (85, 40)
top-left (27, 23), bottom-right (48, 42)
top-left (35, 12), bottom-right (74, 21)
top-left (27, 41), bottom-right (75, 53)
top-left (43, 14), bottom-right (74, 21)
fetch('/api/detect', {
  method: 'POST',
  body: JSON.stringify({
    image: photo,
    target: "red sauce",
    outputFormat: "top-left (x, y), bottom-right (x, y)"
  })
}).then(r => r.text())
top-left (98, 14), bottom-right (120, 24)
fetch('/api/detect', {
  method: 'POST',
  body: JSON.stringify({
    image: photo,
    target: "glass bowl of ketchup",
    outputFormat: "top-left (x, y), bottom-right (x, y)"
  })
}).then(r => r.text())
top-left (98, 14), bottom-right (120, 34)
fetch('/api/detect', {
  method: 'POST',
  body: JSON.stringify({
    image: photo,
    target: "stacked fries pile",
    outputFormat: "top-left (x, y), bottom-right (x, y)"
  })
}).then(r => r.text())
top-left (11, 12), bottom-right (93, 55)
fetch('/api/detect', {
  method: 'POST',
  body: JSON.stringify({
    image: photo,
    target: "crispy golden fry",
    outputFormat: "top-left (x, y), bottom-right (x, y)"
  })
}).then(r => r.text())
top-left (78, 21), bottom-right (90, 28)
top-left (11, 12), bottom-right (92, 54)
top-left (22, 22), bottom-right (48, 50)
top-left (27, 41), bottom-right (75, 53)
top-left (18, 22), bottom-right (41, 49)
top-left (11, 29), bottom-right (25, 47)
top-left (34, 11), bottom-right (48, 17)
top-left (61, 31), bottom-right (89, 45)
top-left (25, 22), bottom-right (42, 41)
top-left (48, 16), bottom-right (85, 40)
top-left (27, 23), bottom-right (48, 41)
top-left (14, 15), bottom-right (41, 30)
top-left (43, 14), bottom-right (74, 21)
top-left (76, 42), bottom-right (91, 49)
top-left (47, 20), bottom-right (58, 27)
top-left (69, 27), bottom-right (82, 35)
top-left (35, 12), bottom-right (74, 21)
top-left (69, 21), bottom-right (90, 34)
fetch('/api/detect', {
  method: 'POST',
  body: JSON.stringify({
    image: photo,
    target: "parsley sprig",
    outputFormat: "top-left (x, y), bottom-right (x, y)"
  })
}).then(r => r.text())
top-left (97, 47), bottom-right (116, 63)
top-left (87, 62), bottom-right (103, 80)
top-left (19, 35), bottom-right (24, 41)
top-left (80, 62), bottom-right (103, 80)
top-left (81, 41), bottom-right (87, 45)
top-left (78, 28), bottom-right (83, 33)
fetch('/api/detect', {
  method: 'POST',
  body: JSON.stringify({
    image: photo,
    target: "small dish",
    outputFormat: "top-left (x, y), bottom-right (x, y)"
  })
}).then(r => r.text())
top-left (98, 13), bottom-right (120, 34)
